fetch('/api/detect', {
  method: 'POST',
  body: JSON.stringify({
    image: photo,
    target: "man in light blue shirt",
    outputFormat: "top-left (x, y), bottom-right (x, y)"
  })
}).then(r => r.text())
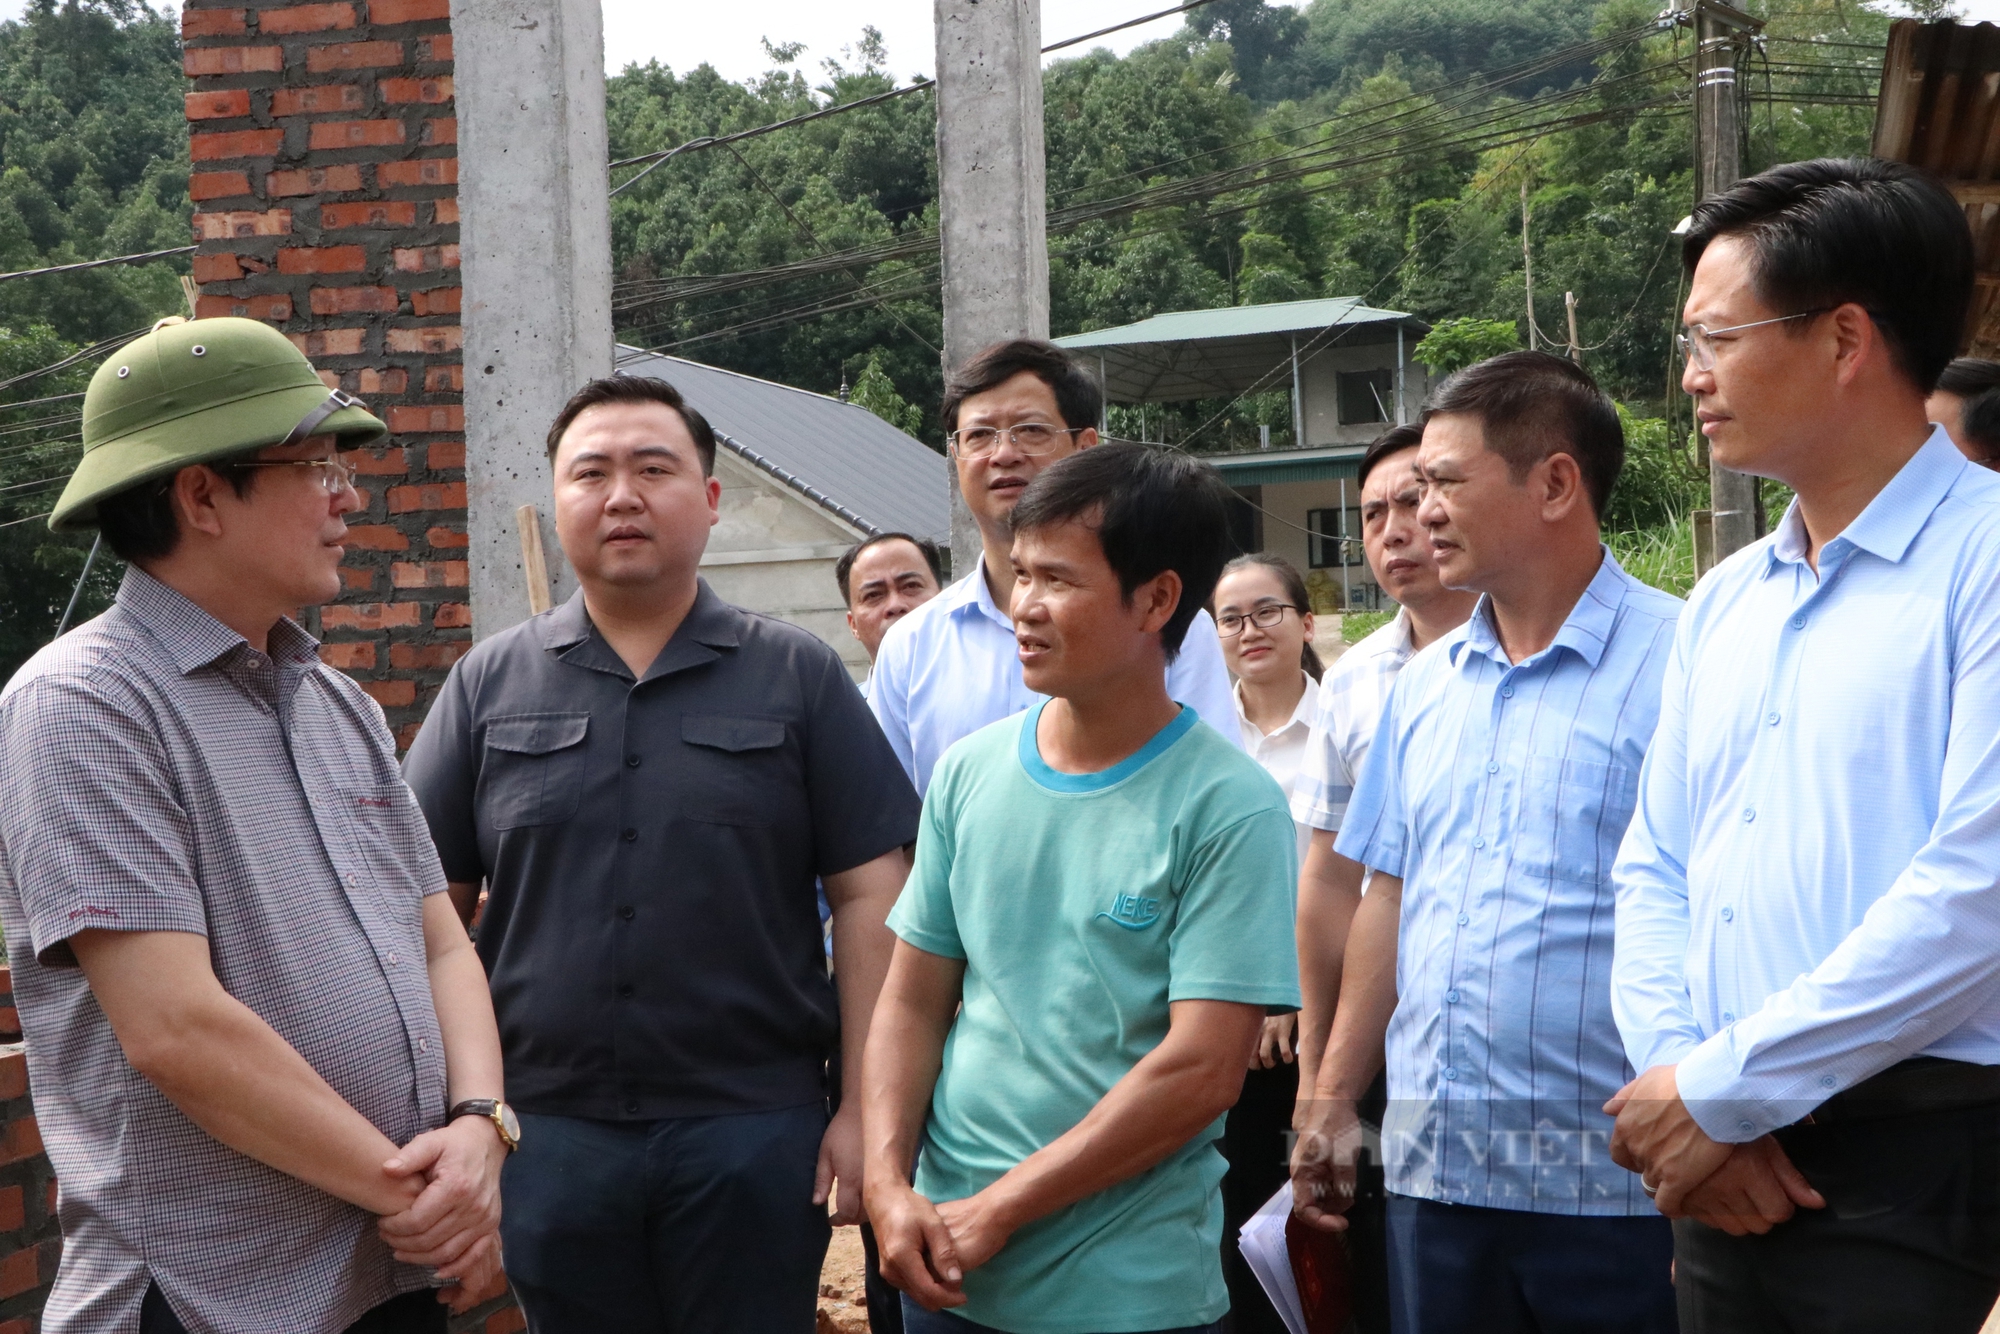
top-left (868, 340), bottom-right (1238, 794)
top-left (1609, 158), bottom-right (2000, 1331)
top-left (1293, 353), bottom-right (1681, 1334)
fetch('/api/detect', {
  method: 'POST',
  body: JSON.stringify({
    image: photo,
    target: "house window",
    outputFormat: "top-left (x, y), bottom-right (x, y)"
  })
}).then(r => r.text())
top-left (1307, 504), bottom-right (1365, 569)
top-left (1337, 368), bottom-right (1394, 425)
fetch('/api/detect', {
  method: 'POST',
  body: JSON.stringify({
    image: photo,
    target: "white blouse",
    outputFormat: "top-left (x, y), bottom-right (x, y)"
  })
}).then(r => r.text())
top-left (1234, 672), bottom-right (1320, 861)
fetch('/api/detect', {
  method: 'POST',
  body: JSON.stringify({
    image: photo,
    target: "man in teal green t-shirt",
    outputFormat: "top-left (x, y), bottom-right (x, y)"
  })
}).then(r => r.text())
top-left (863, 442), bottom-right (1302, 1334)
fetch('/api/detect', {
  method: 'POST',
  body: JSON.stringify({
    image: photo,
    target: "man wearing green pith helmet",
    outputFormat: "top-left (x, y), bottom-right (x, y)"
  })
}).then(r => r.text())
top-left (0, 317), bottom-right (511, 1334)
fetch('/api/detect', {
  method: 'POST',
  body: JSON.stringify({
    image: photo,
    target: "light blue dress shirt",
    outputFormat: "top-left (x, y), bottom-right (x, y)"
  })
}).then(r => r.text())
top-left (868, 567), bottom-right (1242, 794)
top-left (1613, 432), bottom-right (2000, 1143)
top-left (1339, 552), bottom-right (1681, 1214)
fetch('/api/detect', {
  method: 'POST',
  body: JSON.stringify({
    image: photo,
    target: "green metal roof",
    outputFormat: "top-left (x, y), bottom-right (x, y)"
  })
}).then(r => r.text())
top-left (1207, 444), bottom-right (1365, 487)
top-left (1057, 297), bottom-right (1423, 350)
top-left (1054, 298), bottom-right (1427, 405)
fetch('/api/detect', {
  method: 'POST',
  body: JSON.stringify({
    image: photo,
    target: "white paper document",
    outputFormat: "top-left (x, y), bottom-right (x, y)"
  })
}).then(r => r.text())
top-left (1236, 1181), bottom-right (1309, 1334)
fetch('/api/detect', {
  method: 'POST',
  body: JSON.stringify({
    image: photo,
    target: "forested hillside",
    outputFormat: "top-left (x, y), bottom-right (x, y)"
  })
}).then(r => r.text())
top-left (607, 0), bottom-right (1887, 451)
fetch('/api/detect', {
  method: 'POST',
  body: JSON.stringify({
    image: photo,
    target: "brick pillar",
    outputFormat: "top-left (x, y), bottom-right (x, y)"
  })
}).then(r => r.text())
top-left (184, 0), bottom-right (468, 747)
top-left (0, 962), bottom-right (57, 1331)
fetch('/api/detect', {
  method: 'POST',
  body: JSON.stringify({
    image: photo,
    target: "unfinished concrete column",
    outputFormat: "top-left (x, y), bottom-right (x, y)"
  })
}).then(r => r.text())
top-left (935, 0), bottom-right (1050, 577)
top-left (455, 0), bottom-right (612, 636)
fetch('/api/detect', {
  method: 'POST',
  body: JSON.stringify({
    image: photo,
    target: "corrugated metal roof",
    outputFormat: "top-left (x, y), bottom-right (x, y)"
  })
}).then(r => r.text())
top-left (612, 346), bottom-right (950, 542)
top-left (1873, 18), bottom-right (2000, 356)
top-left (1057, 298), bottom-right (1422, 348)
top-left (1054, 298), bottom-right (1426, 404)
top-left (1206, 443), bottom-right (1366, 486)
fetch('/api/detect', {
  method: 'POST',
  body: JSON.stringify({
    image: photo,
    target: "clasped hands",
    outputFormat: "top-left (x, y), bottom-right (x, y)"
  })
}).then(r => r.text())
top-left (1604, 1063), bottom-right (1824, 1236)
top-left (867, 1177), bottom-right (1018, 1312)
top-left (377, 1116), bottom-right (510, 1313)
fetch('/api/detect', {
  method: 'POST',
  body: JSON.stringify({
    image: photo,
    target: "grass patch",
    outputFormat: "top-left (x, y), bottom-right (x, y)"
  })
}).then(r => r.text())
top-left (1607, 519), bottom-right (1696, 599)
top-left (1342, 610), bottom-right (1395, 643)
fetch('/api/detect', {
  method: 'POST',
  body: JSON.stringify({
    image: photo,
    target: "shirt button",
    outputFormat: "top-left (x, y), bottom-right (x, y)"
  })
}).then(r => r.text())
top-left (625, 1099), bottom-right (640, 1114)
top-left (1501, 686), bottom-right (1514, 699)
top-left (1456, 913), bottom-right (1470, 927)
top-left (417, 1038), bottom-right (428, 1052)
top-left (626, 754), bottom-right (641, 768)
top-left (1739, 1119), bottom-right (1756, 1134)
top-left (1821, 1076), bottom-right (1836, 1089)
top-left (1791, 616), bottom-right (1805, 630)
top-left (621, 828), bottom-right (638, 842)
top-left (1473, 838), bottom-right (1486, 850)
top-left (1446, 989), bottom-right (1461, 1004)
top-left (1486, 762), bottom-right (1499, 774)
top-left (1443, 1066), bottom-right (1459, 1081)
top-left (618, 905), bottom-right (636, 921)
top-left (617, 983), bottom-right (635, 999)
top-left (1767, 712), bottom-right (1781, 726)
top-left (343, 875), bottom-right (357, 887)
top-left (1742, 808), bottom-right (1756, 823)
top-left (387, 953), bottom-right (399, 965)
top-left (1722, 1011), bottom-right (1735, 1023)
top-left (1721, 907), bottom-right (1734, 922)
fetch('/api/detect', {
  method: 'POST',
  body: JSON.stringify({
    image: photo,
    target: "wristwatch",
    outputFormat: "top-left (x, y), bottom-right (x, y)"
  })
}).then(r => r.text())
top-left (449, 1098), bottom-right (521, 1153)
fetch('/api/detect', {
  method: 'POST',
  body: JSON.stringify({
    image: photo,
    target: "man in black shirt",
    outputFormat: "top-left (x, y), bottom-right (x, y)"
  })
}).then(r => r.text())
top-left (404, 376), bottom-right (919, 1333)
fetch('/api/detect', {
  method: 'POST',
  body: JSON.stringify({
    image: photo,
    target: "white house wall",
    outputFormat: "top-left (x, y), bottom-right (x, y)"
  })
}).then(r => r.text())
top-left (1256, 478), bottom-right (1383, 612)
top-left (702, 449), bottom-right (873, 679)
top-left (1297, 344), bottom-right (1432, 447)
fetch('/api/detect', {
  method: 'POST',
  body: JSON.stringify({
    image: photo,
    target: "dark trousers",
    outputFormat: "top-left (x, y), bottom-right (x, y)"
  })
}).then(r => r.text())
top-left (501, 1104), bottom-right (831, 1334)
top-left (900, 1300), bottom-right (1225, 1334)
top-left (1674, 1099), bottom-right (2000, 1333)
top-left (1384, 1195), bottom-right (1676, 1334)
top-left (1221, 1059), bottom-right (1298, 1334)
top-left (141, 1284), bottom-right (445, 1334)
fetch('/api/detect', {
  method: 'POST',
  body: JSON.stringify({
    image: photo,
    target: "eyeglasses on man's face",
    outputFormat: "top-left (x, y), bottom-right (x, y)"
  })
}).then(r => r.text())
top-left (229, 456), bottom-right (359, 495)
top-left (947, 422), bottom-right (1082, 460)
top-left (1676, 309), bottom-right (1831, 371)
top-left (1216, 604), bottom-right (1301, 637)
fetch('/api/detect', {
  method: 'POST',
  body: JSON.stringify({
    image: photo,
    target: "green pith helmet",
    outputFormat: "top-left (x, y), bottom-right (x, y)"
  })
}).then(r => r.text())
top-left (48, 315), bottom-right (388, 532)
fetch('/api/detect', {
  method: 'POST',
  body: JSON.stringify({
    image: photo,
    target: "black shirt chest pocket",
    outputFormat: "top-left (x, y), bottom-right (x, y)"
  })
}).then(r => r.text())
top-left (679, 713), bottom-right (790, 827)
top-left (480, 712), bottom-right (591, 831)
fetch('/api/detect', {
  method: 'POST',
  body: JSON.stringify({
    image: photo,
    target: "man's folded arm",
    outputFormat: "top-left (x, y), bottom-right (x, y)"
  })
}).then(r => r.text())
top-left (69, 927), bottom-right (421, 1217)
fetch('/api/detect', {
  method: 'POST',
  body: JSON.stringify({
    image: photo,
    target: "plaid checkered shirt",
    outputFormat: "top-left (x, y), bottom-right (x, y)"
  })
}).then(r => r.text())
top-left (1290, 609), bottom-right (1417, 835)
top-left (0, 567), bottom-right (449, 1334)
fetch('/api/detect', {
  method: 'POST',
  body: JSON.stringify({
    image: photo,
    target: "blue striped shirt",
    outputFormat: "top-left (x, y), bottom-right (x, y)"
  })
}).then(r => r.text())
top-left (1338, 552), bottom-right (1681, 1214)
top-left (1613, 432), bottom-right (2000, 1142)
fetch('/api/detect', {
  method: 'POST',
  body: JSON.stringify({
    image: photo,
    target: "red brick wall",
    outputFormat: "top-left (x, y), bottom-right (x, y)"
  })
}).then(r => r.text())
top-left (0, 969), bottom-right (55, 1334)
top-left (184, 0), bottom-right (468, 749)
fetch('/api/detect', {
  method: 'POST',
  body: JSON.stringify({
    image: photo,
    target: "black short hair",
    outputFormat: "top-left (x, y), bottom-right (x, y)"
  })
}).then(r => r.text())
top-left (1420, 350), bottom-right (1623, 519)
top-left (1937, 357), bottom-right (2000, 399)
top-left (95, 452), bottom-right (261, 562)
top-left (941, 339), bottom-right (1103, 434)
top-left (1008, 441), bottom-right (1231, 662)
top-left (834, 532), bottom-right (945, 606)
top-left (1683, 158), bottom-right (1973, 394)
top-left (1959, 390), bottom-right (2000, 464)
top-left (1355, 423), bottom-right (1425, 492)
top-left (547, 375), bottom-right (717, 474)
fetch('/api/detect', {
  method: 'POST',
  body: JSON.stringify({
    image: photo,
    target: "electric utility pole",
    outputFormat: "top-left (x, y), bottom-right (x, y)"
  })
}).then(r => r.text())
top-left (935, 0), bottom-right (1051, 580)
top-left (1679, 0), bottom-right (1764, 573)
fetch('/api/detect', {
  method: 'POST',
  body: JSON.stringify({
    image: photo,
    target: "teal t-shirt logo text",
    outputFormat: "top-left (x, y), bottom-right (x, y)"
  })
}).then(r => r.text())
top-left (1099, 892), bottom-right (1162, 929)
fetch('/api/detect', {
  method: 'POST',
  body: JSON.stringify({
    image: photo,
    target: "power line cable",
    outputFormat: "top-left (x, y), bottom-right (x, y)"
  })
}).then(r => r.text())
top-left (608, 0), bottom-right (1232, 187)
top-left (0, 246), bottom-right (194, 285)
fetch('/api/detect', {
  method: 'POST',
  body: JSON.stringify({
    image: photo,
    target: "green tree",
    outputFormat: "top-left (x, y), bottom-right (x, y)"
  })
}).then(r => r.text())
top-left (848, 351), bottom-right (923, 436)
top-left (1413, 317), bottom-right (1521, 374)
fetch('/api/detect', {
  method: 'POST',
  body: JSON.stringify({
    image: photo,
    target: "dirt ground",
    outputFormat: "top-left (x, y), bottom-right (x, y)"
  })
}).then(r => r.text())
top-left (817, 1224), bottom-right (871, 1333)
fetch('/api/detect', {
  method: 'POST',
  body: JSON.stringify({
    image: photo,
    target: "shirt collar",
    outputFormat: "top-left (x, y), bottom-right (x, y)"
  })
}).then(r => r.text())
top-left (116, 565), bottom-right (321, 675)
top-left (942, 565), bottom-right (1012, 630)
top-left (1767, 428), bottom-right (1965, 572)
top-left (538, 578), bottom-right (741, 679)
top-left (1453, 546), bottom-right (1630, 671)
top-left (1234, 671), bottom-right (1319, 738)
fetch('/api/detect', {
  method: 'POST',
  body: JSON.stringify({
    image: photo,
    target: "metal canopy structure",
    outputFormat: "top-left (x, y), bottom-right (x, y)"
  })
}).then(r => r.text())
top-left (1054, 297), bottom-right (1428, 405)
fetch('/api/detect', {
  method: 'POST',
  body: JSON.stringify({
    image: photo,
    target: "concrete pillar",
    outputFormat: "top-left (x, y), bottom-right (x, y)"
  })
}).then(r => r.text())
top-left (455, 0), bottom-right (613, 637)
top-left (935, 0), bottom-right (1050, 578)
